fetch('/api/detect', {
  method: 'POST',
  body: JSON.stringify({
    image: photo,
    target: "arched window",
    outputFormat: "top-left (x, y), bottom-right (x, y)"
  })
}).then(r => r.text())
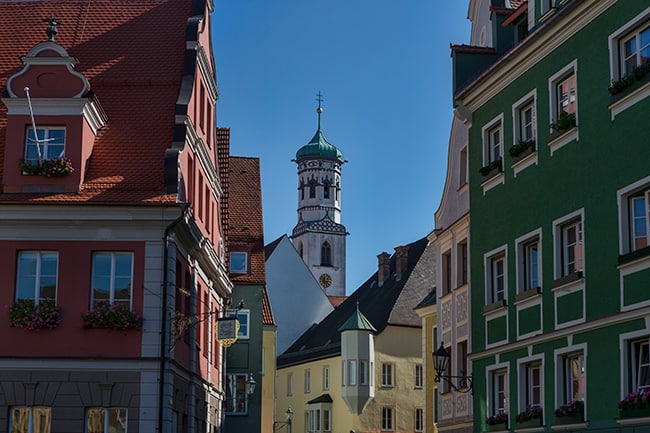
top-left (300, 180), bottom-right (305, 200)
top-left (321, 242), bottom-right (332, 266)
top-left (323, 179), bottom-right (331, 199)
top-left (309, 179), bottom-right (317, 199)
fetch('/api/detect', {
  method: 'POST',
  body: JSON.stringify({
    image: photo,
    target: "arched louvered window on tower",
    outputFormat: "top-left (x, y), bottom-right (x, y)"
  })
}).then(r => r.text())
top-left (309, 180), bottom-right (317, 199)
top-left (321, 242), bottom-right (332, 266)
top-left (300, 180), bottom-right (305, 200)
top-left (323, 179), bottom-right (331, 199)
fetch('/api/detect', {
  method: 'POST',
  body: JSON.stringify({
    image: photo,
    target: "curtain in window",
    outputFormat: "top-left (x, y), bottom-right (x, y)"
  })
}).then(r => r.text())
top-left (87, 408), bottom-right (105, 433)
top-left (32, 407), bottom-right (51, 433)
top-left (11, 407), bottom-right (30, 433)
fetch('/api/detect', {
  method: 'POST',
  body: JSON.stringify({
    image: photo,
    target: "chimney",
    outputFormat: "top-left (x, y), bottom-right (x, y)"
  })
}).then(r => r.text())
top-left (377, 252), bottom-right (391, 287)
top-left (394, 245), bottom-right (409, 281)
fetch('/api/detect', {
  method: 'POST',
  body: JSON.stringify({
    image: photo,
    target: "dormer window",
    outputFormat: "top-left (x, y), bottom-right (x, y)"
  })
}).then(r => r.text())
top-left (25, 127), bottom-right (66, 165)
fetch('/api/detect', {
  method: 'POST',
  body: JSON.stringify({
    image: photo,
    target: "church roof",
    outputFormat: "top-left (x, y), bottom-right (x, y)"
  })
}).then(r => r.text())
top-left (292, 214), bottom-right (347, 237)
top-left (295, 128), bottom-right (344, 162)
top-left (277, 236), bottom-right (431, 368)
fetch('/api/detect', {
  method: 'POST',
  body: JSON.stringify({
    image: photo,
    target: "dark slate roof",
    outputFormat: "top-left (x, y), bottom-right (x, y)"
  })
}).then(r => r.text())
top-left (415, 289), bottom-right (437, 309)
top-left (307, 394), bottom-right (333, 404)
top-left (292, 214), bottom-right (347, 237)
top-left (264, 234), bottom-right (285, 259)
top-left (277, 236), bottom-right (429, 368)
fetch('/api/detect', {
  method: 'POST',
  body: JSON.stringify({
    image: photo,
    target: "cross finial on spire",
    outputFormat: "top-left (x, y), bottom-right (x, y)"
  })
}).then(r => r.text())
top-left (316, 91), bottom-right (324, 130)
top-left (44, 16), bottom-right (60, 42)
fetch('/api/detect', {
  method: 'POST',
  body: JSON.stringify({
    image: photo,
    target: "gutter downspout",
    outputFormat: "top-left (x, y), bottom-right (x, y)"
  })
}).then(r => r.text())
top-left (158, 205), bottom-right (190, 433)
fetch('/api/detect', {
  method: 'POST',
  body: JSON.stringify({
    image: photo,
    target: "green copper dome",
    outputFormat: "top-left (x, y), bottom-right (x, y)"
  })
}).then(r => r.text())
top-left (295, 129), bottom-right (344, 162)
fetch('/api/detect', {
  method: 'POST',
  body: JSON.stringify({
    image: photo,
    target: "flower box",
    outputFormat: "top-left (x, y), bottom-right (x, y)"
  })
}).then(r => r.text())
top-left (8, 299), bottom-right (61, 330)
top-left (485, 412), bottom-right (508, 431)
top-left (620, 406), bottom-right (650, 419)
top-left (485, 422), bottom-right (508, 432)
top-left (516, 418), bottom-right (543, 429)
top-left (510, 142), bottom-right (535, 165)
top-left (480, 159), bottom-right (503, 183)
top-left (609, 63), bottom-right (650, 105)
top-left (19, 157), bottom-right (74, 177)
top-left (553, 414), bottom-right (583, 426)
top-left (82, 301), bottom-right (142, 331)
top-left (553, 400), bottom-right (583, 425)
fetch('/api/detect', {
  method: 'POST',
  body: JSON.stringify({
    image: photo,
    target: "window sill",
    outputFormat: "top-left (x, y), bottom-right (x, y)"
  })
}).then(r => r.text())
top-left (618, 246), bottom-right (650, 266)
top-left (609, 74), bottom-right (650, 120)
top-left (511, 149), bottom-right (537, 177)
top-left (548, 126), bottom-right (578, 155)
top-left (552, 271), bottom-right (583, 290)
top-left (514, 287), bottom-right (541, 304)
top-left (483, 299), bottom-right (507, 314)
top-left (481, 171), bottom-right (504, 194)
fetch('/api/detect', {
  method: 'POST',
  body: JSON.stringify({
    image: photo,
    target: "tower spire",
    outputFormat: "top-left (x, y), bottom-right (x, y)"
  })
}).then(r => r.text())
top-left (316, 91), bottom-right (323, 130)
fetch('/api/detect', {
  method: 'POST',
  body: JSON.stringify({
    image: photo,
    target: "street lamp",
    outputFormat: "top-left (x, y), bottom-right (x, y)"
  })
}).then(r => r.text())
top-left (246, 372), bottom-right (256, 399)
top-left (273, 407), bottom-right (293, 433)
top-left (433, 342), bottom-right (473, 393)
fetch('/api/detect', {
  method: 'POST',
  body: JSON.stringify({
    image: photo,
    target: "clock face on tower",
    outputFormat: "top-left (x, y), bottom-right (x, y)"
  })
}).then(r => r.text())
top-left (319, 273), bottom-right (332, 288)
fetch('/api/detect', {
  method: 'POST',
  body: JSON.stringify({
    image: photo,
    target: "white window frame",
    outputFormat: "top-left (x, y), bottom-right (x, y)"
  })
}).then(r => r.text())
top-left (348, 360), bottom-right (357, 386)
top-left (553, 210), bottom-right (584, 281)
top-left (484, 245), bottom-right (508, 305)
top-left (91, 252), bottom-right (134, 309)
top-left (16, 251), bottom-right (59, 305)
top-left (547, 60), bottom-right (579, 153)
top-left (518, 355), bottom-right (544, 416)
top-left (359, 360), bottom-right (368, 385)
top-left (415, 364), bottom-right (423, 389)
top-left (229, 251), bottom-right (248, 274)
top-left (608, 9), bottom-right (650, 82)
top-left (512, 90), bottom-right (537, 145)
top-left (632, 339), bottom-right (650, 392)
top-left (305, 369), bottom-right (311, 393)
top-left (415, 408), bottom-right (424, 432)
top-left (482, 114), bottom-right (504, 167)
top-left (515, 229), bottom-right (542, 294)
top-left (225, 373), bottom-right (249, 415)
top-left (323, 366), bottom-right (330, 390)
top-left (486, 363), bottom-right (509, 417)
top-left (617, 176), bottom-right (650, 256)
top-left (381, 407), bottom-right (395, 431)
top-left (554, 344), bottom-right (587, 409)
top-left (382, 363), bottom-right (393, 387)
top-left (620, 330), bottom-right (650, 399)
top-left (24, 126), bottom-right (66, 165)
top-left (86, 407), bottom-right (128, 433)
top-left (226, 309), bottom-right (250, 339)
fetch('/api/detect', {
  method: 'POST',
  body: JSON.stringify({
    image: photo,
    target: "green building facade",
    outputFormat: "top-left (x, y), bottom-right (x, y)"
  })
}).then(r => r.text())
top-left (452, 0), bottom-right (650, 431)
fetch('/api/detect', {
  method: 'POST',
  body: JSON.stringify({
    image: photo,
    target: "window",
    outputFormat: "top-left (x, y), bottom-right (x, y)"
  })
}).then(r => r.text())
top-left (359, 360), bottom-right (368, 385)
top-left (305, 369), bottom-right (311, 393)
top-left (621, 23), bottom-right (650, 76)
top-left (415, 364), bottom-right (423, 388)
top-left (459, 147), bottom-right (468, 187)
top-left (323, 409), bottom-right (331, 431)
top-left (561, 352), bottom-right (585, 404)
top-left (458, 240), bottom-right (468, 286)
top-left (525, 363), bottom-right (542, 408)
top-left (24, 127), bottom-right (65, 165)
top-left (91, 252), bottom-right (133, 309)
top-left (10, 407), bottom-right (51, 433)
top-left (323, 179), bottom-right (331, 199)
top-left (16, 251), bottom-right (58, 304)
top-left (442, 250), bottom-right (451, 295)
top-left (87, 408), bottom-right (128, 433)
top-left (629, 190), bottom-right (650, 251)
top-left (415, 408), bottom-right (424, 432)
top-left (229, 251), bottom-right (248, 274)
top-left (487, 253), bottom-right (506, 304)
top-left (483, 120), bottom-right (502, 165)
top-left (225, 309), bottom-right (250, 339)
top-left (348, 360), bottom-right (356, 386)
top-left (309, 180), bottom-right (317, 198)
top-left (287, 373), bottom-right (293, 396)
top-left (631, 339), bottom-right (650, 391)
top-left (225, 373), bottom-right (249, 414)
top-left (457, 341), bottom-right (468, 379)
top-left (558, 218), bottom-right (583, 278)
top-left (321, 242), bottom-right (332, 266)
top-left (382, 363), bottom-right (393, 387)
top-left (541, 0), bottom-right (552, 15)
top-left (323, 366), bottom-right (330, 390)
top-left (490, 370), bottom-right (508, 415)
top-left (441, 344), bottom-right (452, 394)
top-left (381, 407), bottom-right (394, 431)
top-left (513, 91), bottom-right (537, 145)
top-left (556, 74), bottom-right (576, 117)
top-left (516, 232), bottom-right (541, 293)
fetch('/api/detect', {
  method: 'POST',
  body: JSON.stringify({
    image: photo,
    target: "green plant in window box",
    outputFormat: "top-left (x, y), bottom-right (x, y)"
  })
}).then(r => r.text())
top-left (508, 139), bottom-right (535, 157)
top-left (81, 300), bottom-right (142, 331)
top-left (553, 400), bottom-right (583, 424)
top-left (550, 112), bottom-right (576, 132)
top-left (609, 62), bottom-right (650, 96)
top-left (618, 389), bottom-right (650, 418)
top-left (479, 158), bottom-right (502, 177)
top-left (8, 299), bottom-right (61, 330)
top-left (516, 405), bottom-right (543, 426)
top-left (19, 157), bottom-right (74, 177)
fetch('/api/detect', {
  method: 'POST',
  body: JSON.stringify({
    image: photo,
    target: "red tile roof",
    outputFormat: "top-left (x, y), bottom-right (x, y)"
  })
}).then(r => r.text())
top-left (227, 156), bottom-right (266, 285)
top-left (262, 287), bottom-right (275, 326)
top-left (328, 295), bottom-right (348, 308)
top-left (0, 0), bottom-right (196, 204)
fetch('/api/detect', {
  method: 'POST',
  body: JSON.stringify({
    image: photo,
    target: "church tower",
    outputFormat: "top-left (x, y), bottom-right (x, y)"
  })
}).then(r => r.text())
top-left (292, 94), bottom-right (347, 297)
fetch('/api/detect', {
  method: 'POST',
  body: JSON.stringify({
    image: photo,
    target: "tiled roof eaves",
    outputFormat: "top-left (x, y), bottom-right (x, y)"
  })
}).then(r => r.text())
top-left (450, 44), bottom-right (497, 55)
top-left (262, 287), bottom-right (275, 326)
top-left (454, 0), bottom-right (582, 100)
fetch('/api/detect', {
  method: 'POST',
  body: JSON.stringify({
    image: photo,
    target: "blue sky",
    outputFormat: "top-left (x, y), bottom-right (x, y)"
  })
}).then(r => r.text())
top-left (214, 2), bottom-right (471, 293)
